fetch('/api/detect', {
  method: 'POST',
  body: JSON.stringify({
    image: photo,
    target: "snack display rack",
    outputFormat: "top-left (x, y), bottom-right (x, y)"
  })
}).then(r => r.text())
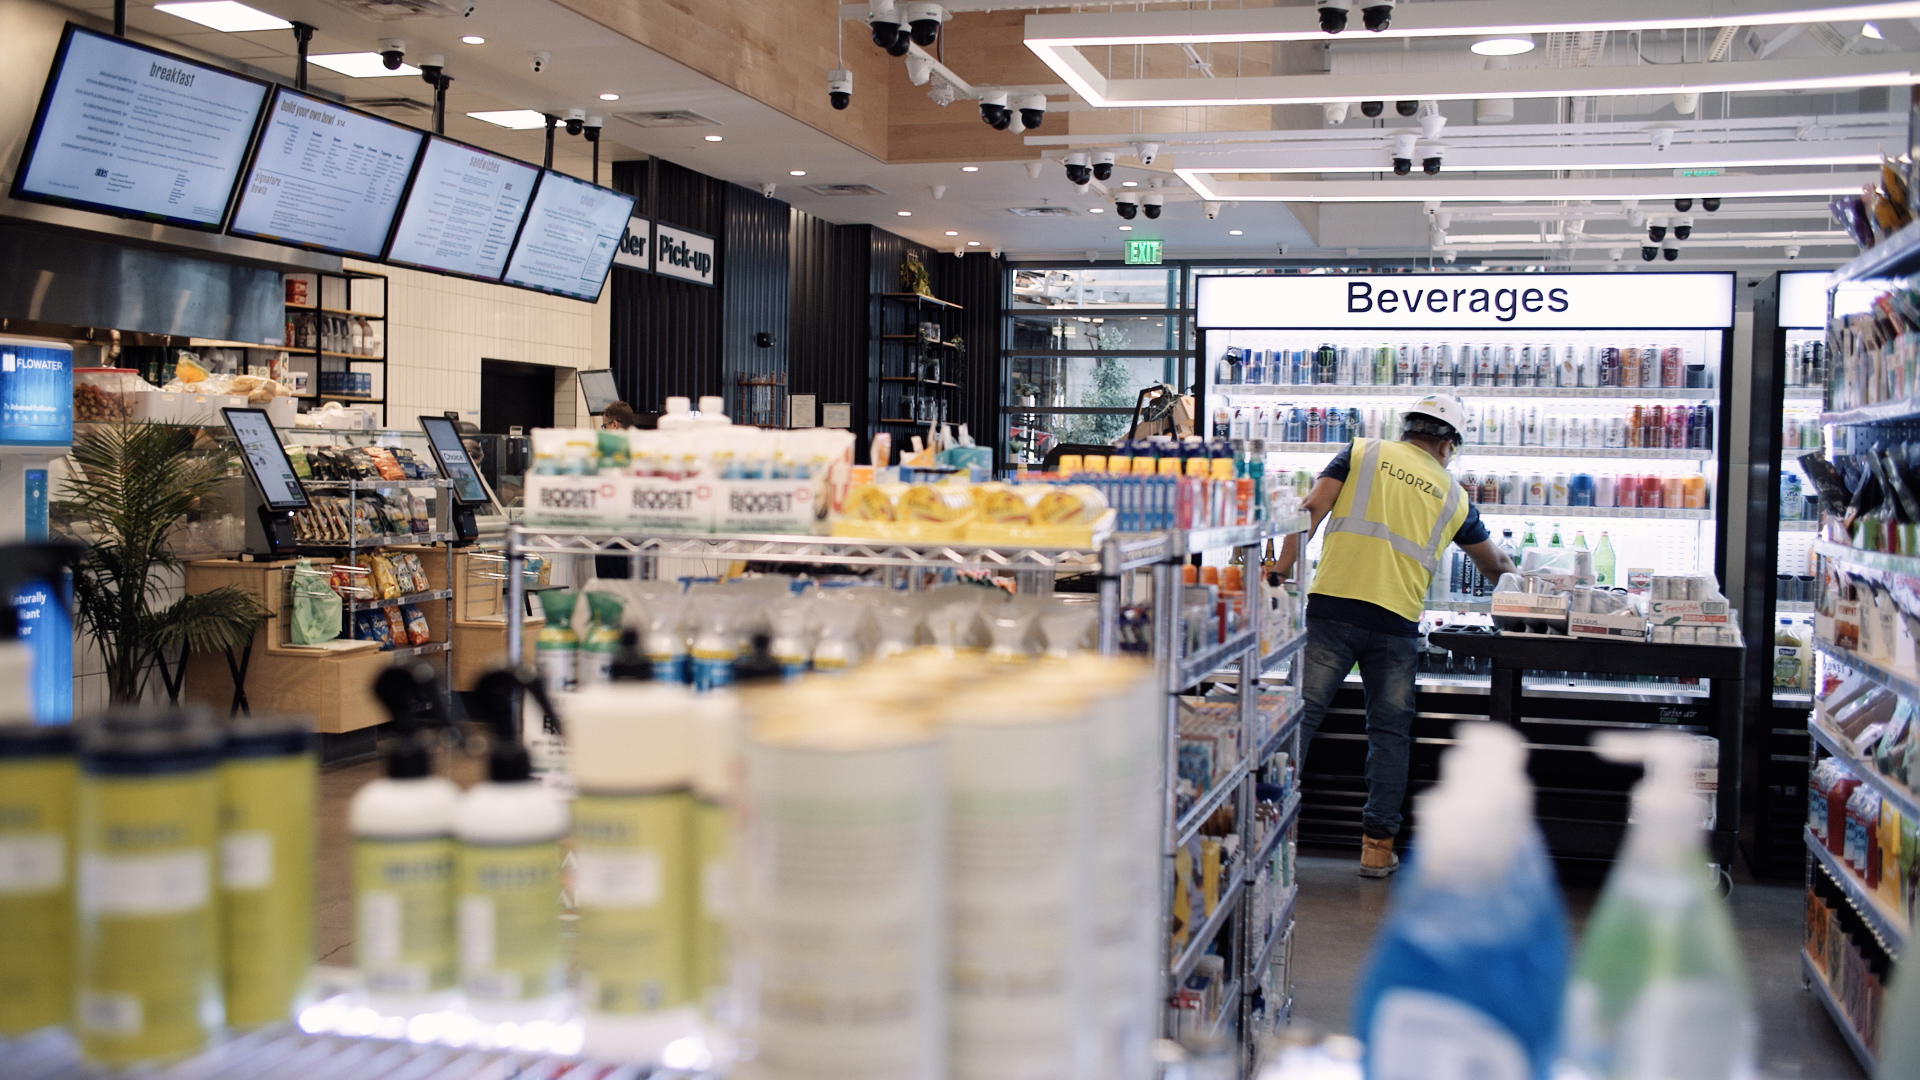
top-left (502, 512), bottom-right (1311, 1063)
top-left (293, 477), bottom-right (456, 664)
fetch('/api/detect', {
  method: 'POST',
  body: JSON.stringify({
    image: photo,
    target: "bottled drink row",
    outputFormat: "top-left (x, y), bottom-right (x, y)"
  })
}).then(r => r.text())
top-left (1214, 342), bottom-right (1709, 389)
top-left (1215, 401), bottom-right (1714, 451)
top-left (1785, 339), bottom-right (1829, 388)
top-left (1446, 525), bottom-right (1621, 596)
top-left (1458, 469), bottom-right (1710, 509)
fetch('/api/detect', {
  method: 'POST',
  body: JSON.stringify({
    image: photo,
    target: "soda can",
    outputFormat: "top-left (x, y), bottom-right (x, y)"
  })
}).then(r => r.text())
top-left (1524, 473), bottom-right (1547, 505)
top-left (1479, 474), bottom-right (1499, 503)
top-left (1642, 345), bottom-right (1660, 387)
top-left (1459, 471), bottom-right (1479, 501)
top-left (1599, 347), bottom-right (1620, 387)
top-left (1500, 472), bottom-right (1521, 504)
top-left (1568, 473), bottom-right (1594, 506)
top-left (1549, 473), bottom-right (1570, 506)
top-left (1605, 416), bottom-right (1626, 448)
top-left (1593, 473), bottom-right (1616, 507)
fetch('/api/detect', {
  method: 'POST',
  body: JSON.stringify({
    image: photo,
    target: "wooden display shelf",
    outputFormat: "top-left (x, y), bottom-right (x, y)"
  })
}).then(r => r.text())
top-left (450, 548), bottom-right (541, 691)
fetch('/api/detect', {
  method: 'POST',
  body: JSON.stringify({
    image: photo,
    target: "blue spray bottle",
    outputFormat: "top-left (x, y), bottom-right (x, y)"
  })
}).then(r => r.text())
top-left (1352, 722), bottom-right (1570, 1080)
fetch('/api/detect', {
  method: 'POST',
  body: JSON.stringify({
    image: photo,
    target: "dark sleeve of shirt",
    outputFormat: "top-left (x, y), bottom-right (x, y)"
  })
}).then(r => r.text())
top-left (1453, 501), bottom-right (1489, 547)
top-left (1318, 442), bottom-right (1354, 483)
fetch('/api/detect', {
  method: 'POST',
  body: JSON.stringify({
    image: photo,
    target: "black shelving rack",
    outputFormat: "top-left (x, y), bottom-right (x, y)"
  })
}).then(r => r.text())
top-left (285, 269), bottom-right (389, 427)
top-left (871, 292), bottom-right (965, 438)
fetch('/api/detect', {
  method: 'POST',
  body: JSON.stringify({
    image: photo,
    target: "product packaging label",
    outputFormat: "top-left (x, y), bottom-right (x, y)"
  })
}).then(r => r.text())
top-left (457, 841), bottom-right (563, 1002)
top-left (354, 837), bottom-right (456, 995)
top-left (711, 478), bottom-right (823, 535)
top-left (0, 756), bottom-right (75, 1034)
top-left (77, 770), bottom-right (221, 1065)
top-left (1369, 989), bottom-right (1529, 1080)
top-left (574, 791), bottom-right (693, 1012)
top-left (627, 476), bottom-right (714, 533)
top-left (220, 753), bottom-right (315, 1027)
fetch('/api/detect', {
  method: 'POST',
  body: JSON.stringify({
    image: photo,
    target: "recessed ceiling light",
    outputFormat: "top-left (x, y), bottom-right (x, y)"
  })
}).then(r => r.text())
top-left (1471, 35), bottom-right (1536, 56)
top-left (599, 93), bottom-right (620, 101)
top-left (467, 109), bottom-right (549, 130)
top-left (1089, 207), bottom-right (1104, 213)
top-left (1229, 229), bottom-right (1244, 235)
top-left (1863, 21), bottom-right (1885, 38)
top-left (962, 165), bottom-right (979, 172)
top-left (311, 52), bottom-right (422, 78)
top-left (944, 230), bottom-right (959, 236)
top-left (461, 34), bottom-right (485, 44)
top-left (789, 170), bottom-right (807, 176)
top-left (897, 210), bottom-right (912, 216)
top-left (155, 1), bottom-right (290, 31)
top-left (1118, 224), bottom-right (1133, 231)
top-left (704, 134), bottom-right (724, 142)
top-left (1121, 180), bottom-right (1138, 187)
top-left (967, 240), bottom-right (980, 246)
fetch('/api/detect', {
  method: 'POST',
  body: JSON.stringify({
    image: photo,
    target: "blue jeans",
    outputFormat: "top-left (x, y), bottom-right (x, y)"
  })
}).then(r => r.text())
top-left (1297, 617), bottom-right (1419, 840)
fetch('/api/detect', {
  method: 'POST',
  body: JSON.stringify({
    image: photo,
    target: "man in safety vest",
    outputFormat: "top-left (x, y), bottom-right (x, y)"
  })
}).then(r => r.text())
top-left (1276, 393), bottom-right (1516, 877)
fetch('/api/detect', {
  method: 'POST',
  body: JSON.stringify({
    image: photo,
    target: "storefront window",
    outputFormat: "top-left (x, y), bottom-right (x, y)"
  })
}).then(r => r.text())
top-left (1011, 267), bottom-right (1179, 310)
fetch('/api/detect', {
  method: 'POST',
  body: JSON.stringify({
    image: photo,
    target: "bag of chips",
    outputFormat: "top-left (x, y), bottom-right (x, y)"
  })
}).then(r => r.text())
top-left (285, 444), bottom-right (312, 479)
top-left (385, 607), bottom-right (410, 645)
top-left (357, 609), bottom-right (393, 648)
top-left (400, 603), bottom-right (431, 646)
top-left (365, 446), bottom-right (407, 481)
top-left (367, 554), bottom-right (400, 599)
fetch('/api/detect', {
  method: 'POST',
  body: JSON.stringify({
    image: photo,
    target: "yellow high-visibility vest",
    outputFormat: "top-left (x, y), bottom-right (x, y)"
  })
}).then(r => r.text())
top-left (1310, 437), bottom-right (1470, 621)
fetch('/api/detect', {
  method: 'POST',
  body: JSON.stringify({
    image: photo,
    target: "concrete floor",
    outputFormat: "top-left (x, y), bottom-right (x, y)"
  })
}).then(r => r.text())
top-left (1289, 850), bottom-right (1868, 1079)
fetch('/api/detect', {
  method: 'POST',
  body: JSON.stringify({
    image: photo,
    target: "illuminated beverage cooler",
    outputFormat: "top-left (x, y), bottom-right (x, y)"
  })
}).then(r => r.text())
top-left (0, 337), bottom-right (73, 722)
top-left (1194, 272), bottom-right (1736, 863)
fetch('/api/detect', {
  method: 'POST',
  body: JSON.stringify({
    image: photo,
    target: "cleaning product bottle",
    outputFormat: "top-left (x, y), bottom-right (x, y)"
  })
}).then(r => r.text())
top-left (1561, 732), bottom-right (1754, 1080)
top-left (566, 631), bottom-right (701, 1043)
top-left (354, 664), bottom-right (460, 1005)
top-left (1352, 722), bottom-right (1570, 1080)
top-left (75, 707), bottom-right (225, 1065)
top-left (1594, 533), bottom-right (1617, 588)
top-left (535, 590), bottom-right (581, 695)
top-left (578, 590), bottom-right (626, 688)
top-left (457, 668), bottom-right (571, 1019)
top-left (218, 712), bottom-right (316, 1027)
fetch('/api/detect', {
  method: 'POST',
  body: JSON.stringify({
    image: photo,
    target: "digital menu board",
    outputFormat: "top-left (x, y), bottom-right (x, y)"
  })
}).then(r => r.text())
top-left (228, 87), bottom-right (423, 257)
top-left (383, 135), bottom-right (539, 281)
top-left (13, 24), bottom-right (269, 230)
top-left (501, 170), bottom-right (636, 302)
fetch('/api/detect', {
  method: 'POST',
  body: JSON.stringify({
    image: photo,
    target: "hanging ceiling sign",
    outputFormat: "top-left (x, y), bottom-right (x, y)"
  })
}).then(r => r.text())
top-left (1195, 272), bottom-right (1734, 330)
top-left (612, 213), bottom-right (652, 272)
top-left (654, 222), bottom-right (716, 286)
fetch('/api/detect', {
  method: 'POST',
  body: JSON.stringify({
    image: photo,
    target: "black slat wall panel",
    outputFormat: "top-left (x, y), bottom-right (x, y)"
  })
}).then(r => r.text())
top-left (608, 158), bottom-right (726, 412)
top-left (720, 185), bottom-right (791, 423)
top-left (931, 251), bottom-right (1003, 468)
top-left (788, 214), bottom-right (869, 435)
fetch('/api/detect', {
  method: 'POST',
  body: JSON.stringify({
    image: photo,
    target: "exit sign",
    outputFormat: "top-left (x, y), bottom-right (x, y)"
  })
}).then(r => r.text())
top-left (1125, 239), bottom-right (1163, 265)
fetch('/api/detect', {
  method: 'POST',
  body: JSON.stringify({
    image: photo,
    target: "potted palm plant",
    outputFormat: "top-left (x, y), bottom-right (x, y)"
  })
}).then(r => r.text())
top-left (57, 422), bottom-right (267, 705)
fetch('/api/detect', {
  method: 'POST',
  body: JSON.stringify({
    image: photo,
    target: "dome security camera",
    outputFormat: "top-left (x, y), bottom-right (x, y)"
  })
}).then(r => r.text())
top-left (1091, 151), bottom-right (1115, 182)
top-left (828, 68), bottom-right (853, 110)
top-left (1202, 201), bottom-right (1223, 220)
top-left (1647, 217), bottom-right (1667, 243)
top-left (1628, 210), bottom-right (1647, 229)
top-left (978, 91), bottom-right (1009, 129)
top-left (1133, 142), bottom-right (1160, 166)
top-left (1391, 133), bottom-right (1417, 177)
top-left (927, 77), bottom-right (956, 107)
top-left (1421, 144), bottom-right (1444, 176)
top-left (1609, 248), bottom-right (1624, 262)
top-left (529, 51), bottom-right (550, 73)
top-left (1673, 198), bottom-right (1693, 212)
top-left (904, 53), bottom-right (932, 86)
top-left (564, 108), bottom-right (586, 136)
top-left (1648, 127), bottom-right (1676, 151)
top-left (1361, 0), bottom-right (1396, 31)
top-left (1316, 0), bottom-right (1349, 34)
top-left (1661, 240), bottom-right (1680, 262)
top-left (1017, 92), bottom-right (1047, 131)
top-left (1360, 101), bottom-right (1385, 118)
top-left (1443, 249), bottom-right (1458, 264)
top-left (583, 116), bottom-right (602, 142)
top-left (761, 182), bottom-right (778, 198)
top-left (1641, 245), bottom-right (1658, 262)
top-left (1142, 193), bottom-right (1163, 219)
top-left (379, 39), bottom-right (406, 70)
top-left (900, 2), bottom-right (945, 48)
top-left (1786, 245), bottom-right (1801, 260)
top-left (1395, 99), bottom-right (1419, 117)
top-left (1702, 198), bottom-right (1721, 212)
top-left (1062, 152), bottom-right (1091, 186)
top-left (868, 2), bottom-right (901, 48)
top-left (1673, 216), bottom-right (1693, 241)
top-left (1323, 101), bottom-right (1352, 125)
top-left (1114, 194), bottom-right (1138, 219)
top-left (418, 53), bottom-right (445, 84)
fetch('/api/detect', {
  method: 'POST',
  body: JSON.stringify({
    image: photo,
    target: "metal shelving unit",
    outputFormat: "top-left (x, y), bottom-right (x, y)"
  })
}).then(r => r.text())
top-left (1805, 825), bottom-right (1910, 959)
top-left (503, 510), bottom-right (1312, 1067)
top-left (293, 476), bottom-right (456, 671)
top-left (1804, 950), bottom-right (1880, 1075)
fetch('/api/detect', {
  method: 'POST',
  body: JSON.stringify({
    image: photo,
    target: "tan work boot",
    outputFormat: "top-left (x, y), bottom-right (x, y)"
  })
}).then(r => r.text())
top-left (1359, 835), bottom-right (1400, 878)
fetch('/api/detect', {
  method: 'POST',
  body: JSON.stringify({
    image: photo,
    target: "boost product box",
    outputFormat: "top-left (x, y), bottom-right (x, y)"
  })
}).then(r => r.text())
top-left (626, 476), bottom-right (713, 533)
top-left (712, 478), bottom-right (825, 535)
top-left (525, 474), bottom-right (623, 527)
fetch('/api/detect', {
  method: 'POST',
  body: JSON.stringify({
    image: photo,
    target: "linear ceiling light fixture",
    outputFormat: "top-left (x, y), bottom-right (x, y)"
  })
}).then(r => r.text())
top-left (1174, 171), bottom-right (1879, 203)
top-left (467, 109), bottom-right (550, 129)
top-left (312, 52), bottom-right (423, 78)
top-left (154, 1), bottom-right (292, 32)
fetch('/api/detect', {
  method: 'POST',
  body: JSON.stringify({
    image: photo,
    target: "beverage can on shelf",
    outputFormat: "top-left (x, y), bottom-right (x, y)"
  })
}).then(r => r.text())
top-left (1619, 348), bottom-right (1640, 388)
top-left (1549, 474), bottom-right (1570, 506)
top-left (1416, 345), bottom-right (1434, 385)
top-left (1495, 345), bottom-right (1515, 387)
top-left (1682, 474), bottom-right (1707, 509)
top-left (1662, 475), bottom-right (1685, 508)
top-left (1625, 406), bottom-right (1644, 448)
top-left (1645, 405), bottom-right (1664, 448)
top-left (1599, 347), bottom-right (1620, 387)
top-left (1604, 416), bottom-right (1626, 448)
top-left (1593, 473), bottom-right (1616, 507)
top-left (1525, 473), bottom-right (1547, 505)
top-left (1500, 473), bottom-right (1521, 504)
top-left (1375, 346), bottom-right (1394, 385)
top-left (1661, 346), bottom-right (1684, 387)
top-left (1475, 344), bottom-right (1495, 386)
top-left (1665, 407), bottom-right (1687, 449)
top-left (1459, 471), bottom-right (1479, 501)
top-left (1396, 345), bottom-right (1414, 385)
top-left (1542, 414), bottom-right (1561, 447)
top-left (1504, 406), bottom-right (1521, 447)
top-left (1479, 474), bottom-right (1499, 503)
top-left (1642, 344), bottom-right (1660, 387)
top-left (1568, 474), bottom-right (1594, 506)
top-left (1516, 345), bottom-right (1535, 387)
top-left (1305, 407), bottom-right (1323, 444)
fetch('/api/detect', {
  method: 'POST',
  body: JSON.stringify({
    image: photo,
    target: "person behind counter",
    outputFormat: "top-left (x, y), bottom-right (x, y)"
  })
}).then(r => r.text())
top-left (600, 401), bottom-right (639, 430)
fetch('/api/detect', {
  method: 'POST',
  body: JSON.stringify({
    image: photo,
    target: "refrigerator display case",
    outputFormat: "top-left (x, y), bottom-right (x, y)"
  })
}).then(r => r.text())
top-left (1193, 272), bottom-right (1738, 862)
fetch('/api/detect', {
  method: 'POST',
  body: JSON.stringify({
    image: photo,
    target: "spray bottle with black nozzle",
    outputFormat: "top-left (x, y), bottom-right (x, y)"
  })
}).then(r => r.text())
top-left (0, 542), bottom-right (83, 1037)
top-left (456, 667), bottom-right (571, 1019)
top-left (351, 662), bottom-right (461, 1006)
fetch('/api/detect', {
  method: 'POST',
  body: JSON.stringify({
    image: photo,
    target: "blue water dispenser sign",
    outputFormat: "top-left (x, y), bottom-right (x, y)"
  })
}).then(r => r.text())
top-left (23, 469), bottom-right (46, 540)
top-left (0, 341), bottom-right (72, 446)
top-left (12, 573), bottom-right (71, 723)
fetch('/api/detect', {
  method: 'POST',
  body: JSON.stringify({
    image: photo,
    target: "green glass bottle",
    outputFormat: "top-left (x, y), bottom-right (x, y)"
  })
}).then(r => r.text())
top-left (1594, 532), bottom-right (1617, 587)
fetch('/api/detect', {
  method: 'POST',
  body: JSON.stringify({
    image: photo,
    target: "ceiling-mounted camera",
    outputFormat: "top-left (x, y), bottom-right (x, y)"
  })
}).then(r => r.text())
top-left (1661, 239), bottom-right (1680, 262)
top-left (564, 108), bottom-right (586, 136)
top-left (529, 51), bottom-right (549, 73)
top-left (1316, 0), bottom-right (1349, 33)
top-left (904, 53), bottom-right (932, 86)
top-left (582, 116), bottom-right (602, 142)
top-left (379, 38), bottom-right (406, 70)
top-left (1361, 0), bottom-right (1395, 31)
top-left (1391, 133), bottom-right (1416, 176)
top-left (1673, 216), bottom-right (1693, 241)
top-left (1395, 99), bottom-right (1419, 117)
top-left (1324, 101), bottom-right (1351, 125)
top-left (1203, 201), bottom-right (1224, 220)
top-left (1673, 197), bottom-right (1693, 212)
top-left (1647, 217), bottom-right (1667, 243)
top-left (1142, 193), bottom-right (1163, 219)
top-left (1786, 245), bottom-right (1801, 260)
top-left (978, 91), bottom-right (1009, 129)
top-left (1115, 193), bottom-right (1138, 219)
top-left (1421, 144), bottom-right (1444, 176)
top-left (1360, 101), bottom-right (1384, 118)
top-left (1092, 150), bottom-right (1115, 182)
top-left (1017, 92), bottom-right (1047, 131)
top-left (1641, 245), bottom-right (1657, 262)
top-left (869, 2), bottom-right (900, 48)
top-left (1134, 142), bottom-right (1160, 166)
top-left (1063, 152), bottom-right (1091, 186)
top-left (1702, 197), bottom-right (1721, 212)
top-left (828, 68), bottom-right (853, 110)
top-left (418, 53), bottom-right (444, 83)
top-left (900, 2), bottom-right (945, 47)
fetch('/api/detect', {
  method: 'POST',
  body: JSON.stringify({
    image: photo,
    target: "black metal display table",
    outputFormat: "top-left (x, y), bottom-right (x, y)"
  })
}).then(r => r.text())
top-left (1428, 630), bottom-right (1746, 868)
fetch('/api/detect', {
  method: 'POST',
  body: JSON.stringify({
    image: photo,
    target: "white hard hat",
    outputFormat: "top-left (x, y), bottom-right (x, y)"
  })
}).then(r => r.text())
top-left (1405, 393), bottom-right (1467, 435)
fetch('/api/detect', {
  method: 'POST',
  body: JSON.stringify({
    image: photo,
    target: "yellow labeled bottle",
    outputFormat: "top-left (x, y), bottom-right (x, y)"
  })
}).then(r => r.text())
top-left (458, 670), bottom-right (570, 1019)
top-left (0, 723), bottom-right (76, 1036)
top-left (76, 707), bottom-right (224, 1066)
top-left (355, 665), bottom-right (461, 1007)
top-left (218, 714), bottom-right (316, 1027)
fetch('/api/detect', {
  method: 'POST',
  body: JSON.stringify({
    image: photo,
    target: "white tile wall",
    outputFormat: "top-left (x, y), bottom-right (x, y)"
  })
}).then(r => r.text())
top-left (342, 258), bottom-right (610, 426)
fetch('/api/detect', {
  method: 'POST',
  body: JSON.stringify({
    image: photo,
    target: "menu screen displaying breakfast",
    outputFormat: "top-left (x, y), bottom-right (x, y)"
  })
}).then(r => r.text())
top-left (383, 135), bottom-right (538, 281)
top-left (14, 24), bottom-right (268, 229)
top-left (228, 87), bottom-right (423, 257)
top-left (500, 169), bottom-right (636, 301)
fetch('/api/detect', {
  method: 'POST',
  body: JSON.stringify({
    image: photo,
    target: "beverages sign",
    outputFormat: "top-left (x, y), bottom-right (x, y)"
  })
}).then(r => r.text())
top-left (1195, 273), bottom-right (1734, 330)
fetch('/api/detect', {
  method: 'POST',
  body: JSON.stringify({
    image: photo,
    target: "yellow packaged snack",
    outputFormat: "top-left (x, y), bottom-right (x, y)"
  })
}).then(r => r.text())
top-left (368, 554), bottom-right (400, 600)
top-left (1032, 485), bottom-right (1109, 525)
top-left (901, 484), bottom-right (974, 523)
top-left (979, 485), bottom-right (1043, 524)
top-left (843, 484), bottom-right (901, 521)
